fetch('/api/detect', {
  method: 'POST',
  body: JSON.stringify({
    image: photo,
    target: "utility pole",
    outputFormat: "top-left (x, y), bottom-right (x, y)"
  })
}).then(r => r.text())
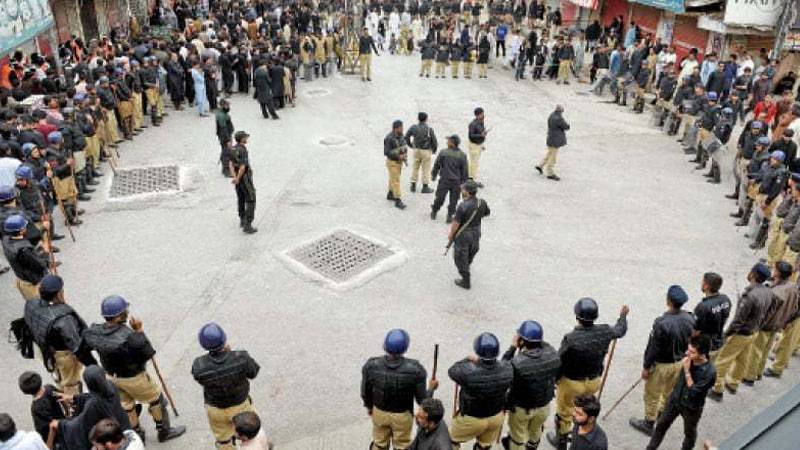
top-left (772, 0), bottom-right (796, 59)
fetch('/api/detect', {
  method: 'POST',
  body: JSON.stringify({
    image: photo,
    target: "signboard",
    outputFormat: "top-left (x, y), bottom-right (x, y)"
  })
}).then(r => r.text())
top-left (567, 0), bottom-right (599, 9)
top-left (723, 0), bottom-right (782, 28)
top-left (0, 0), bottom-right (54, 56)
top-left (632, 0), bottom-right (685, 14)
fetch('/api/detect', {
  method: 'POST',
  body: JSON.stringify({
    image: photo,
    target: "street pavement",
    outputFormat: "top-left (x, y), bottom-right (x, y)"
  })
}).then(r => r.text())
top-left (1, 53), bottom-right (796, 450)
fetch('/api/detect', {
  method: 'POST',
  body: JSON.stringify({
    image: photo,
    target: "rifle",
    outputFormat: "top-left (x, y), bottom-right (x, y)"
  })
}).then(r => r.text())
top-left (38, 196), bottom-right (57, 273)
top-left (151, 358), bottom-right (179, 416)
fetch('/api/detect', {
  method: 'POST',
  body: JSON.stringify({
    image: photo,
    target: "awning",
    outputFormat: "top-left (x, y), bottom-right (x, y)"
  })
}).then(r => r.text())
top-left (698, 15), bottom-right (779, 35)
top-left (630, 0), bottom-right (685, 13)
top-left (723, 0), bottom-right (782, 29)
top-left (566, 0), bottom-right (599, 9)
top-left (685, 0), bottom-right (723, 7)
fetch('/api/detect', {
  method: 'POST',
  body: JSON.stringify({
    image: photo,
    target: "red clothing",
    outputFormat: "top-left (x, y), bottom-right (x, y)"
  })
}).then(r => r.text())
top-left (35, 122), bottom-right (57, 141)
top-left (753, 101), bottom-right (778, 126)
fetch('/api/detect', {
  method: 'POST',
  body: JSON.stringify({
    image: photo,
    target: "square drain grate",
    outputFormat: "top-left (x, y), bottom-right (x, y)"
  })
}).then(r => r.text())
top-left (288, 230), bottom-right (396, 283)
top-left (109, 166), bottom-right (181, 198)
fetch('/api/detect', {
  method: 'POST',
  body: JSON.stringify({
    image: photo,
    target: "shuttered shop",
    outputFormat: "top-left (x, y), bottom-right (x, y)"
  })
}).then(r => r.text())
top-left (672, 15), bottom-right (707, 61)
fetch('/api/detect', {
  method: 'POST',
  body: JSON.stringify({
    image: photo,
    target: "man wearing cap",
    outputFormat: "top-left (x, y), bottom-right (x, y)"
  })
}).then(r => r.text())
top-left (361, 329), bottom-right (433, 450)
top-left (536, 105), bottom-right (570, 181)
top-left (449, 180), bottom-right (490, 289)
top-left (405, 112), bottom-right (438, 194)
top-left (547, 299), bottom-right (629, 450)
top-left (500, 321), bottom-right (560, 450)
top-left (779, 181), bottom-right (800, 271)
top-left (229, 131), bottom-right (257, 234)
top-left (693, 272), bottom-right (732, 362)
top-left (127, 60), bottom-right (146, 132)
top-left (97, 76), bottom-right (122, 145)
top-left (15, 165), bottom-right (64, 243)
top-left (24, 274), bottom-right (96, 395)
top-left (2, 215), bottom-right (49, 300)
top-left (60, 107), bottom-right (95, 201)
top-left (733, 135), bottom-right (771, 227)
top-left (448, 332), bottom-right (513, 450)
top-left (141, 58), bottom-right (163, 126)
top-left (359, 27), bottom-right (381, 82)
top-left (385, 120), bottom-right (408, 210)
top-left (431, 135), bottom-right (468, 223)
top-left (467, 108), bottom-right (487, 187)
top-left (691, 92), bottom-right (720, 170)
top-left (82, 295), bottom-right (186, 442)
top-left (192, 323), bottom-right (261, 450)
top-left (645, 335), bottom-right (716, 450)
top-left (770, 128), bottom-right (798, 172)
top-left (46, 132), bottom-right (84, 224)
top-left (216, 99), bottom-right (234, 177)
top-left (74, 94), bottom-right (103, 183)
top-left (748, 150), bottom-right (788, 249)
top-left (708, 263), bottom-right (774, 401)
top-left (630, 285), bottom-right (695, 436)
top-left (728, 120), bottom-right (766, 207)
top-left (113, 69), bottom-right (135, 141)
top-left (766, 263), bottom-right (800, 378)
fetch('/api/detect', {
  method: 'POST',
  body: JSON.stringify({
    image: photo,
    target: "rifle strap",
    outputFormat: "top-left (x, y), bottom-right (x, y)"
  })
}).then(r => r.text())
top-left (453, 197), bottom-right (482, 242)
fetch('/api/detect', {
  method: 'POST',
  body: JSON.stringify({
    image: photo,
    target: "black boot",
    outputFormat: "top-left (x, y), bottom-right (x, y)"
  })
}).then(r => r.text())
top-left (730, 208), bottom-right (744, 218)
top-left (410, 182), bottom-right (416, 193)
top-left (394, 199), bottom-right (407, 210)
top-left (386, 191), bottom-right (395, 201)
top-left (153, 396), bottom-right (187, 442)
top-left (243, 223), bottom-right (258, 234)
top-left (749, 221), bottom-right (769, 249)
top-left (421, 184), bottom-right (434, 193)
top-left (726, 185), bottom-right (740, 199)
top-left (454, 277), bottom-right (471, 289)
top-left (711, 164), bottom-right (721, 184)
top-left (430, 208), bottom-right (437, 220)
top-left (735, 205), bottom-right (752, 226)
top-left (67, 205), bottom-right (83, 225)
top-left (629, 418), bottom-right (655, 436)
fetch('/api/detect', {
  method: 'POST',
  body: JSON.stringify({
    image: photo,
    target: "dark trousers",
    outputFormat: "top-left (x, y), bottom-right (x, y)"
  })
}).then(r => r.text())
top-left (260, 100), bottom-right (278, 119)
top-left (432, 180), bottom-right (460, 216)
top-left (495, 40), bottom-right (506, 58)
top-left (646, 398), bottom-right (703, 450)
top-left (453, 230), bottom-right (480, 281)
top-left (235, 178), bottom-right (256, 225)
top-left (219, 140), bottom-right (231, 176)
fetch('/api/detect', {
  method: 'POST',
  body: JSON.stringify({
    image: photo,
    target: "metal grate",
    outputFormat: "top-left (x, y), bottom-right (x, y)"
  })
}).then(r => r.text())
top-left (109, 166), bottom-right (181, 198)
top-left (288, 230), bottom-right (395, 282)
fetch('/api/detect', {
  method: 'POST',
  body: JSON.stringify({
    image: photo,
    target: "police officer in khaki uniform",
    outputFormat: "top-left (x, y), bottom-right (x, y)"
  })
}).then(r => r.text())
top-left (546, 298), bottom-right (629, 450)
top-left (361, 329), bottom-right (434, 450)
top-left (2, 215), bottom-right (49, 300)
top-left (448, 332), bottom-right (513, 449)
top-left (630, 285), bottom-right (695, 436)
top-left (405, 112), bottom-right (438, 194)
top-left (192, 323), bottom-right (260, 450)
top-left (82, 295), bottom-right (186, 442)
top-left (500, 321), bottom-right (560, 450)
top-left (385, 120), bottom-right (408, 210)
top-left (24, 275), bottom-right (97, 395)
top-left (467, 108), bottom-right (487, 187)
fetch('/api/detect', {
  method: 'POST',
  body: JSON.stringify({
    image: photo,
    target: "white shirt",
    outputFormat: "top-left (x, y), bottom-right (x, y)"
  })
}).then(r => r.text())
top-left (0, 431), bottom-right (48, 450)
top-left (679, 58), bottom-right (698, 80)
top-left (0, 157), bottom-right (21, 187)
top-left (239, 429), bottom-right (270, 450)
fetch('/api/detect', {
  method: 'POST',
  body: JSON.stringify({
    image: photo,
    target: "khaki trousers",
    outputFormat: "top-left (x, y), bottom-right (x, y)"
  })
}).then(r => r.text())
top-left (16, 279), bottom-right (39, 300)
top-left (54, 350), bottom-right (82, 395)
top-left (539, 146), bottom-right (558, 176)
top-left (643, 361), bottom-right (681, 421)
top-left (506, 405), bottom-right (549, 449)
top-left (468, 142), bottom-right (483, 180)
top-left (132, 92), bottom-right (144, 129)
top-left (783, 247), bottom-right (800, 282)
top-left (359, 54), bottom-right (372, 80)
top-left (112, 371), bottom-right (163, 428)
top-left (411, 149), bottom-right (432, 184)
top-left (436, 62), bottom-right (446, 77)
top-left (205, 398), bottom-right (256, 450)
top-left (104, 108), bottom-right (120, 143)
top-left (463, 61), bottom-right (473, 78)
top-left (52, 176), bottom-right (77, 202)
top-left (450, 412), bottom-right (504, 448)
top-left (767, 219), bottom-right (788, 267)
top-left (555, 377), bottom-right (601, 435)
top-left (370, 407), bottom-right (413, 450)
top-left (745, 330), bottom-right (776, 381)
top-left (771, 318), bottom-right (800, 374)
top-left (557, 60), bottom-right (571, 82)
top-left (478, 64), bottom-right (487, 77)
top-left (451, 60), bottom-right (461, 77)
top-left (713, 333), bottom-right (757, 393)
top-left (85, 135), bottom-right (100, 168)
top-left (386, 160), bottom-right (403, 199)
top-left (420, 59), bottom-right (433, 76)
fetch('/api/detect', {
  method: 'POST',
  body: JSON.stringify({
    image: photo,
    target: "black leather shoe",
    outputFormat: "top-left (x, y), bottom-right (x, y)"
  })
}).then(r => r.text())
top-left (547, 175), bottom-right (561, 181)
top-left (87, 179), bottom-right (100, 186)
top-left (707, 390), bottom-right (723, 402)
top-left (52, 234), bottom-right (65, 241)
top-left (764, 368), bottom-right (782, 378)
top-left (430, 210), bottom-right (437, 220)
top-left (730, 209), bottom-right (743, 218)
top-left (243, 225), bottom-right (258, 234)
top-left (421, 185), bottom-right (433, 194)
top-left (535, 166), bottom-right (543, 175)
top-left (629, 418), bottom-right (654, 436)
top-left (83, 187), bottom-right (96, 193)
top-left (725, 193), bottom-right (738, 199)
top-left (454, 278), bottom-right (471, 290)
top-left (77, 194), bottom-right (91, 201)
top-left (386, 191), bottom-right (395, 201)
top-left (394, 200), bottom-right (407, 210)
top-left (157, 426), bottom-right (186, 442)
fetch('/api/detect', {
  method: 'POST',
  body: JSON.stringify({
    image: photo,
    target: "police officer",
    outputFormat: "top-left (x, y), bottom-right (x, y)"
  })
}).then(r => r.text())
top-left (449, 180), bottom-right (490, 289)
top-left (229, 131), bottom-right (257, 234)
top-left (23, 274), bottom-right (96, 395)
top-left (733, 136), bottom-right (772, 227)
top-left (15, 165), bottom-right (63, 241)
top-left (82, 295), bottom-right (186, 442)
top-left (693, 272), bottom-right (732, 361)
top-left (47, 131), bottom-right (84, 224)
top-left (704, 107), bottom-right (734, 184)
top-left (405, 112), bottom-right (439, 194)
top-left (500, 321), bottom-right (560, 450)
top-left (708, 263), bottom-right (772, 401)
top-left (546, 298), bottom-right (629, 450)
top-left (431, 135), bottom-right (468, 223)
top-left (216, 99), bottom-right (234, 177)
top-left (385, 120), bottom-right (408, 210)
top-left (467, 108), bottom-right (487, 187)
top-left (141, 57), bottom-right (162, 126)
top-left (359, 27), bottom-right (381, 82)
top-left (748, 150), bottom-right (788, 249)
top-left (361, 329), bottom-right (434, 450)
top-left (630, 285), bottom-right (695, 436)
top-left (2, 215), bottom-right (49, 300)
top-left (192, 323), bottom-right (260, 450)
top-left (420, 39), bottom-right (436, 77)
top-left (448, 332), bottom-right (513, 449)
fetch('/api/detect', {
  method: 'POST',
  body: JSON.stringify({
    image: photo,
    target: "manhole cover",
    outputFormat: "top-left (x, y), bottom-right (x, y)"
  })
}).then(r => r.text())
top-left (305, 88), bottom-right (332, 98)
top-left (282, 229), bottom-right (406, 290)
top-left (318, 135), bottom-right (350, 147)
top-left (109, 165), bottom-right (181, 198)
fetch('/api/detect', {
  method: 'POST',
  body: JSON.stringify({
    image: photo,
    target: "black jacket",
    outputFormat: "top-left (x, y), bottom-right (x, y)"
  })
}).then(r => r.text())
top-left (192, 350), bottom-right (260, 408)
top-left (431, 148), bottom-right (468, 183)
top-left (643, 310), bottom-right (695, 368)
top-left (546, 110), bottom-right (570, 148)
top-left (559, 317), bottom-right (627, 380)
top-left (502, 343), bottom-right (561, 409)
top-left (361, 355), bottom-right (427, 413)
top-left (448, 358), bottom-right (513, 418)
top-left (669, 360), bottom-right (716, 411)
top-left (694, 294), bottom-right (732, 351)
